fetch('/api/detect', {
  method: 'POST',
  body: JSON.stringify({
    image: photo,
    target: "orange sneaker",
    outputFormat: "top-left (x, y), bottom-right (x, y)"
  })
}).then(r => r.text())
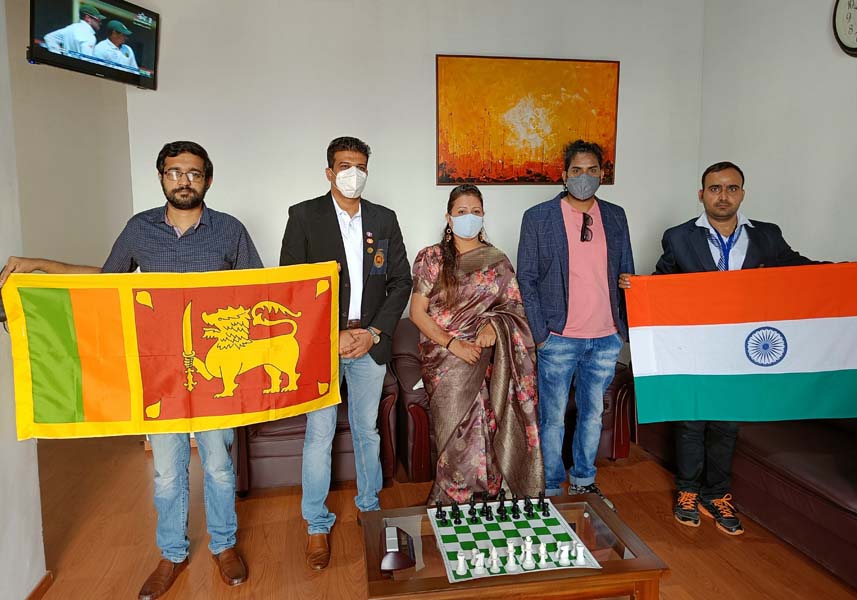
top-left (673, 490), bottom-right (700, 527)
top-left (699, 494), bottom-right (744, 536)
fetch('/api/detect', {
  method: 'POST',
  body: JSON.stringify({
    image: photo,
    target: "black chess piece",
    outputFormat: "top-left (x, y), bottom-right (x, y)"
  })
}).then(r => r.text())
top-left (541, 500), bottom-right (550, 518)
top-left (538, 491), bottom-right (546, 510)
top-left (468, 499), bottom-right (477, 519)
top-left (511, 497), bottom-right (521, 519)
top-left (451, 502), bottom-right (460, 519)
top-left (485, 505), bottom-right (494, 521)
top-left (497, 502), bottom-right (508, 521)
top-left (436, 500), bottom-right (448, 525)
top-left (498, 489), bottom-right (507, 504)
top-left (524, 497), bottom-right (535, 519)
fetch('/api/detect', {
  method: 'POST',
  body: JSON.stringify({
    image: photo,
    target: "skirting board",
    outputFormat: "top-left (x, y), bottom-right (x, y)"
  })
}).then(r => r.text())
top-left (26, 571), bottom-right (53, 600)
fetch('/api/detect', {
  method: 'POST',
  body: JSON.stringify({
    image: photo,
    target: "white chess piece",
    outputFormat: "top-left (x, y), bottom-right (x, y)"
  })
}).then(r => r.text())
top-left (473, 552), bottom-right (486, 575)
top-left (558, 544), bottom-right (571, 566)
top-left (470, 547), bottom-right (480, 566)
top-left (538, 544), bottom-right (549, 568)
top-left (522, 546), bottom-right (535, 570)
top-left (575, 542), bottom-right (586, 566)
top-left (456, 551), bottom-right (468, 576)
top-left (505, 543), bottom-right (519, 572)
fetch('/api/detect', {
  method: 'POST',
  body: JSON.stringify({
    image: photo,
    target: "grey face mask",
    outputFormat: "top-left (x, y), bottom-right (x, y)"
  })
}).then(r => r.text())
top-left (565, 173), bottom-right (601, 201)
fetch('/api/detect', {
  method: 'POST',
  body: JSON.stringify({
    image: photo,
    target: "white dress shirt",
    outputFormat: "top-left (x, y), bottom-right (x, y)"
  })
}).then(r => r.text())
top-left (93, 39), bottom-right (138, 70)
top-left (332, 196), bottom-right (364, 320)
top-left (696, 211), bottom-right (754, 271)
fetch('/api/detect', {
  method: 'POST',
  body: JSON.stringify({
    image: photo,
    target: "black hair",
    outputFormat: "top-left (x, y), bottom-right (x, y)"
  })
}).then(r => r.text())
top-left (438, 184), bottom-right (485, 306)
top-left (326, 136), bottom-right (371, 168)
top-left (701, 161), bottom-right (745, 188)
top-left (563, 139), bottom-right (604, 171)
top-left (156, 141), bottom-right (213, 179)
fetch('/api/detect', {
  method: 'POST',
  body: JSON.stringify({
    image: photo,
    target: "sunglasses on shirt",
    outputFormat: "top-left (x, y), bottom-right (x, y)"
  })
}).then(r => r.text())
top-left (581, 213), bottom-right (593, 243)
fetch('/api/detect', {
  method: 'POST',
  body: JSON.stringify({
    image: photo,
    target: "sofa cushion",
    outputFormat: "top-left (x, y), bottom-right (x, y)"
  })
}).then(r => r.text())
top-left (738, 421), bottom-right (857, 516)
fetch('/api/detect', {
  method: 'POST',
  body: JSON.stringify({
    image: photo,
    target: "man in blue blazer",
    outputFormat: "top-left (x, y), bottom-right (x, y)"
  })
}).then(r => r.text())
top-left (517, 140), bottom-right (634, 507)
top-left (621, 161), bottom-right (816, 535)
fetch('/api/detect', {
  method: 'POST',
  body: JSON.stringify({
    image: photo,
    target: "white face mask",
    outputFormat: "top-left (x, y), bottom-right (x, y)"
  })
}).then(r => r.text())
top-left (450, 213), bottom-right (484, 239)
top-left (334, 166), bottom-right (367, 199)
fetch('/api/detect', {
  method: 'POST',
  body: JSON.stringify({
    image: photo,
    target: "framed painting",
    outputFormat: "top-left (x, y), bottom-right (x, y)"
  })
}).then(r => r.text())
top-left (436, 55), bottom-right (620, 185)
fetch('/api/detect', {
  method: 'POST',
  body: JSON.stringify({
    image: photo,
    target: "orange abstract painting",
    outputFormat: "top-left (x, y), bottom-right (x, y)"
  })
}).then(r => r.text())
top-left (436, 55), bottom-right (619, 185)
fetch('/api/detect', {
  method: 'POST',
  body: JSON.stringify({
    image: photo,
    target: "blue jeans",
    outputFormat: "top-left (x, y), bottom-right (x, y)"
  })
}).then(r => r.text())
top-left (301, 353), bottom-right (386, 534)
top-left (149, 429), bottom-right (237, 562)
top-left (537, 333), bottom-right (622, 494)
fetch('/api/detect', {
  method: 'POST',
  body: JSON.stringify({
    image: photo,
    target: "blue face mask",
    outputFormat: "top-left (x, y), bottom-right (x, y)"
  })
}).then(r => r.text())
top-left (450, 213), bottom-right (484, 239)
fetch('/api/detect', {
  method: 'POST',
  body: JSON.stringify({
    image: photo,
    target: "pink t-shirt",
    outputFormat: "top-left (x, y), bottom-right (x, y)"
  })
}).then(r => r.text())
top-left (560, 200), bottom-right (618, 338)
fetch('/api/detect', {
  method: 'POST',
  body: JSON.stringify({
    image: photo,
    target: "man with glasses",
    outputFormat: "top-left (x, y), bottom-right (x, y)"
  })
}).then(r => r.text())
top-left (619, 161), bottom-right (816, 536)
top-left (517, 139), bottom-right (634, 507)
top-left (1, 141), bottom-right (258, 598)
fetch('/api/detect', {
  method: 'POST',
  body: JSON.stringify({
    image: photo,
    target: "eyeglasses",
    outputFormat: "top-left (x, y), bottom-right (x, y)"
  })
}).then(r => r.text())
top-left (580, 212), bottom-right (593, 242)
top-left (163, 169), bottom-right (205, 183)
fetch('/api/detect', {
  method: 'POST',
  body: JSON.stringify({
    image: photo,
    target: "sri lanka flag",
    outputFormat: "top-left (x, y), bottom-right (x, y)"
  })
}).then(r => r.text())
top-left (626, 263), bottom-right (857, 423)
top-left (1, 263), bottom-right (339, 440)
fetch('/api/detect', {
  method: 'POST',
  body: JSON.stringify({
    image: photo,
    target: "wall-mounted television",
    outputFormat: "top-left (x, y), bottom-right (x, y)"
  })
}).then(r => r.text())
top-left (28, 0), bottom-right (160, 90)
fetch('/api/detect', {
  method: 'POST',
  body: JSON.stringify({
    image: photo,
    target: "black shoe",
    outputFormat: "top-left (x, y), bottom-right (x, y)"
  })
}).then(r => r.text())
top-left (673, 490), bottom-right (700, 527)
top-left (699, 494), bottom-right (744, 536)
top-left (568, 483), bottom-right (615, 511)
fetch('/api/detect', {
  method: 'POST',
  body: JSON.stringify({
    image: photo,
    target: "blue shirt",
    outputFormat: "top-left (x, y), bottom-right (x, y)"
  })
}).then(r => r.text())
top-left (102, 204), bottom-right (263, 274)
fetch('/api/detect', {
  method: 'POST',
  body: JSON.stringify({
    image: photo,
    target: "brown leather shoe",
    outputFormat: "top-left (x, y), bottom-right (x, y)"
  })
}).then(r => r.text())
top-left (138, 558), bottom-right (188, 600)
top-left (306, 533), bottom-right (330, 570)
top-left (212, 547), bottom-right (248, 586)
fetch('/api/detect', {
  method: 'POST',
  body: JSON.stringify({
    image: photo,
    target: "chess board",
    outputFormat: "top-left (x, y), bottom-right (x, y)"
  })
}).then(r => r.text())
top-left (428, 498), bottom-right (601, 583)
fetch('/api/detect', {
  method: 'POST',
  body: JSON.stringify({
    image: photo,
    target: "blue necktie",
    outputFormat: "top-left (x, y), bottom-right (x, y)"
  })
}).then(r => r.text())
top-left (708, 227), bottom-right (741, 271)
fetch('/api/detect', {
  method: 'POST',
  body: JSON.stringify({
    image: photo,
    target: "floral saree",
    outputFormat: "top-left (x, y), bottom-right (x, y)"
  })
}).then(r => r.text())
top-left (412, 244), bottom-right (544, 504)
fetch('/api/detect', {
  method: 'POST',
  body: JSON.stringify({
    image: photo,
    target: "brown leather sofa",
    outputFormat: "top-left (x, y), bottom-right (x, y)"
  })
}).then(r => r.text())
top-left (633, 413), bottom-right (857, 589)
top-left (234, 371), bottom-right (399, 494)
top-left (391, 318), bottom-right (634, 483)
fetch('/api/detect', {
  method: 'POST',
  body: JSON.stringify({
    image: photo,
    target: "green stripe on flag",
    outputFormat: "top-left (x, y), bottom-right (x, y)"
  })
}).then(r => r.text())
top-left (635, 370), bottom-right (857, 423)
top-left (19, 288), bottom-right (84, 423)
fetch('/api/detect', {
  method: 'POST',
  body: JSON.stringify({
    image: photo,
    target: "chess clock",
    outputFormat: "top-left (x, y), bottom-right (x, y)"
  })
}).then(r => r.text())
top-left (834, 0), bottom-right (857, 56)
top-left (380, 526), bottom-right (415, 572)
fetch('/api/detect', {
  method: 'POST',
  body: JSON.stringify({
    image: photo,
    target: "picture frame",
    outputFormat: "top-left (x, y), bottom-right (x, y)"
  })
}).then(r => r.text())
top-left (436, 55), bottom-right (620, 185)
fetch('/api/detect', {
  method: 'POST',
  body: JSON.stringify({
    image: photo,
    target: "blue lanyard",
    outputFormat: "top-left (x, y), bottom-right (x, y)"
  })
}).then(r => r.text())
top-left (714, 228), bottom-right (739, 270)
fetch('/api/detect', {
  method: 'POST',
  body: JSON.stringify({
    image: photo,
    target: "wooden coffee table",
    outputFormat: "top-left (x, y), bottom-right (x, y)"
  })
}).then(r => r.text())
top-left (361, 493), bottom-right (668, 599)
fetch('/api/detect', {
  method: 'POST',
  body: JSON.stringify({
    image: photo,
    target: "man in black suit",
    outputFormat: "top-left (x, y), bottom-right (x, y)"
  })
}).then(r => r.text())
top-left (620, 161), bottom-right (815, 536)
top-left (279, 136), bottom-right (411, 569)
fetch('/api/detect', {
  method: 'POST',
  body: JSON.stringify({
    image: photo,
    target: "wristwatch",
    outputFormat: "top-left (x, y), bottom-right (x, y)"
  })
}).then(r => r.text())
top-left (367, 327), bottom-right (381, 345)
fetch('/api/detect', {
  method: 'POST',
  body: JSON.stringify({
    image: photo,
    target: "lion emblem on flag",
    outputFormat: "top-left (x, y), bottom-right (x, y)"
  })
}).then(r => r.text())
top-left (185, 301), bottom-right (302, 398)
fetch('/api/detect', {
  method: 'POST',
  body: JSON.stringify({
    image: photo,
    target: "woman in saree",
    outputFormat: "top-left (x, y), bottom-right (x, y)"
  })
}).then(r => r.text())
top-left (410, 184), bottom-right (544, 504)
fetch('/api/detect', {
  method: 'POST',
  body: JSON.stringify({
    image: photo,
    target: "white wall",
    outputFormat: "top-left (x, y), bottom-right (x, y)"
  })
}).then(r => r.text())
top-left (126, 0), bottom-right (706, 274)
top-left (699, 0), bottom-right (857, 262)
top-left (0, 2), bottom-right (47, 598)
top-left (5, 0), bottom-right (133, 265)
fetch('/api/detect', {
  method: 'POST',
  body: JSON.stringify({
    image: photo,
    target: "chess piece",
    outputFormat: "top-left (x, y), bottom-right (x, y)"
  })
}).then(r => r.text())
top-left (524, 498), bottom-right (535, 519)
top-left (538, 491), bottom-right (545, 510)
top-left (522, 538), bottom-right (535, 570)
top-left (468, 497), bottom-right (477, 520)
top-left (511, 497), bottom-right (521, 519)
top-left (541, 499), bottom-right (550, 518)
top-left (558, 544), bottom-right (571, 566)
top-left (485, 505), bottom-right (494, 521)
top-left (498, 489), bottom-right (507, 504)
top-left (505, 543), bottom-right (519, 572)
top-left (473, 552), bottom-right (486, 575)
top-left (538, 544), bottom-right (549, 568)
top-left (456, 551), bottom-right (468, 576)
top-left (575, 542), bottom-right (586, 566)
top-left (470, 548), bottom-right (480, 565)
top-left (497, 501), bottom-right (508, 521)
top-left (489, 557), bottom-right (501, 574)
top-left (435, 500), bottom-right (448, 525)
top-left (451, 501), bottom-right (460, 519)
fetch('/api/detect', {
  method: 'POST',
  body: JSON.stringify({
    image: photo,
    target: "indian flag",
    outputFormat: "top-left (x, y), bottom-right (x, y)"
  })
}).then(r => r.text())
top-left (626, 263), bottom-right (857, 424)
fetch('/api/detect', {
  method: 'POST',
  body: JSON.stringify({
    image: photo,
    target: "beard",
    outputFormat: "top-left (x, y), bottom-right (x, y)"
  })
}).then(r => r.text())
top-left (163, 183), bottom-right (206, 210)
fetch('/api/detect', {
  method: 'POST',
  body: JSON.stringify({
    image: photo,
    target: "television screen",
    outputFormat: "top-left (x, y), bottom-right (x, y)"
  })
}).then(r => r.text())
top-left (29, 0), bottom-right (159, 90)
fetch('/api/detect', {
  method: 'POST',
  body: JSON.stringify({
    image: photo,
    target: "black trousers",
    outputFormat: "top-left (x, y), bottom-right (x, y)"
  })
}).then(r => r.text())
top-left (674, 420), bottom-right (738, 500)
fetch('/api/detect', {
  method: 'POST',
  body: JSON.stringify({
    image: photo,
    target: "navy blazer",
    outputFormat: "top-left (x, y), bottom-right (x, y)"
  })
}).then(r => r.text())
top-left (517, 193), bottom-right (635, 344)
top-left (654, 218), bottom-right (815, 274)
top-left (279, 192), bottom-right (412, 364)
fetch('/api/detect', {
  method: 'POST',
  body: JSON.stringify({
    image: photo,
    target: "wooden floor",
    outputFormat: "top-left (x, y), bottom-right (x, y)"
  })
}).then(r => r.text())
top-left (35, 437), bottom-right (856, 600)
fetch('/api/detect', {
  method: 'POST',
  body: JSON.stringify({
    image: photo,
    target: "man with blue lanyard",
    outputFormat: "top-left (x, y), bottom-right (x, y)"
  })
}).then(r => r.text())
top-left (620, 161), bottom-right (815, 536)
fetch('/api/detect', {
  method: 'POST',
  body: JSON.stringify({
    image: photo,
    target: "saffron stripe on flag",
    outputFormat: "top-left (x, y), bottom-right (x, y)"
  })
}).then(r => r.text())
top-left (69, 288), bottom-right (131, 422)
top-left (627, 263), bottom-right (857, 328)
top-left (634, 370), bottom-right (857, 423)
top-left (19, 288), bottom-right (84, 423)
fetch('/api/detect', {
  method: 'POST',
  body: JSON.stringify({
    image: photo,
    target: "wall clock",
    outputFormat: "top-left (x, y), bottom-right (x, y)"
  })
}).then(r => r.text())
top-left (834, 0), bottom-right (857, 56)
